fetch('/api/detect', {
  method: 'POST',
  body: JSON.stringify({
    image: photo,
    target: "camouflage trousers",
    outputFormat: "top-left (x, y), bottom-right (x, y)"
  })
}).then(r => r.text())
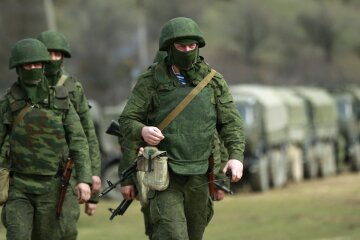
top-left (59, 178), bottom-right (81, 240)
top-left (3, 176), bottom-right (61, 240)
top-left (141, 195), bottom-right (214, 240)
top-left (148, 171), bottom-right (213, 240)
top-left (1, 176), bottom-right (80, 240)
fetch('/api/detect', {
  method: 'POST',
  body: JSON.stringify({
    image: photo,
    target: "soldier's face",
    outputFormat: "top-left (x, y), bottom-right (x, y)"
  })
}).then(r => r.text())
top-left (23, 63), bottom-right (43, 70)
top-left (49, 51), bottom-right (63, 61)
top-left (174, 43), bottom-right (197, 52)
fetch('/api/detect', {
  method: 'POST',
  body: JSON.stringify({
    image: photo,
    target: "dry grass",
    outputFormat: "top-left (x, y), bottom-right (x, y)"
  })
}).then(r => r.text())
top-left (1, 173), bottom-right (360, 240)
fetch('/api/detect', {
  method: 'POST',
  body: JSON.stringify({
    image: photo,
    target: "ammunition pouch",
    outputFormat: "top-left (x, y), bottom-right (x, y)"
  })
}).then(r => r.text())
top-left (136, 146), bottom-right (169, 207)
top-left (135, 171), bottom-right (149, 207)
top-left (0, 168), bottom-right (10, 206)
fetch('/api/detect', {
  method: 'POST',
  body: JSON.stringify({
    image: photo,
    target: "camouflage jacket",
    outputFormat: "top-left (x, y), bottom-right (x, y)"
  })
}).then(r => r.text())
top-left (57, 74), bottom-right (101, 202)
top-left (0, 83), bottom-right (92, 192)
top-left (58, 74), bottom-right (101, 177)
top-left (119, 59), bottom-right (245, 176)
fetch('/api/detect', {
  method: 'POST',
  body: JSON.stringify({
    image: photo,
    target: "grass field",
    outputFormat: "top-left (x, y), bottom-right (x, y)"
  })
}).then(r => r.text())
top-left (1, 173), bottom-right (360, 240)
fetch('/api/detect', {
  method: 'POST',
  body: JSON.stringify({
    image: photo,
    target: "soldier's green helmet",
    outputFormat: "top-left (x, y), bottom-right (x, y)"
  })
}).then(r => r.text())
top-left (9, 38), bottom-right (51, 69)
top-left (37, 30), bottom-right (72, 58)
top-left (159, 17), bottom-right (206, 51)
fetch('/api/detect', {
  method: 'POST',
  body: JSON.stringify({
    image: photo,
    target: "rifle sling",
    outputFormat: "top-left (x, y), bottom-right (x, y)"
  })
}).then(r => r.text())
top-left (56, 75), bottom-right (68, 86)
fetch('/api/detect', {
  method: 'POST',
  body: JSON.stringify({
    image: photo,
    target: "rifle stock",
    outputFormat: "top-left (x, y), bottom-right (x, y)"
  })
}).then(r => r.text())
top-left (56, 158), bottom-right (74, 219)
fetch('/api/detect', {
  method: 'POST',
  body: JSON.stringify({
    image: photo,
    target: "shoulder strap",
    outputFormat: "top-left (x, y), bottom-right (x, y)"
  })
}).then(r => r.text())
top-left (12, 103), bottom-right (32, 130)
top-left (158, 69), bottom-right (217, 131)
top-left (56, 74), bottom-right (69, 86)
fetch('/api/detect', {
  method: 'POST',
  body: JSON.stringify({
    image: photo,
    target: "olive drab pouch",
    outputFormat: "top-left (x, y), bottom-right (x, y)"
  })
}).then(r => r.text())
top-left (137, 146), bottom-right (169, 191)
top-left (135, 171), bottom-right (149, 207)
top-left (0, 168), bottom-right (10, 206)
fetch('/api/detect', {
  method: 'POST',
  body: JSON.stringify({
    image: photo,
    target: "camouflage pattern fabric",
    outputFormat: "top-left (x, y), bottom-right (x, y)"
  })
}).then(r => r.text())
top-left (2, 176), bottom-right (79, 240)
top-left (59, 178), bottom-right (81, 240)
top-left (140, 132), bottom-right (225, 239)
top-left (148, 171), bottom-right (210, 240)
top-left (0, 83), bottom-right (91, 239)
top-left (61, 74), bottom-right (101, 180)
top-left (1, 83), bottom-right (92, 185)
top-left (119, 59), bottom-right (244, 168)
top-left (54, 74), bottom-right (101, 239)
top-left (119, 57), bottom-right (244, 239)
top-left (4, 176), bottom-right (62, 240)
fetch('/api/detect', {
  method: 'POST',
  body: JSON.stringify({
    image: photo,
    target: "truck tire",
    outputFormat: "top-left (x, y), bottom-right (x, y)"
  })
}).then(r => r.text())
top-left (318, 143), bottom-right (336, 177)
top-left (269, 149), bottom-right (287, 188)
top-left (249, 156), bottom-right (270, 192)
top-left (327, 143), bottom-right (337, 176)
top-left (287, 144), bottom-right (304, 182)
top-left (350, 143), bottom-right (360, 171)
top-left (304, 146), bottom-right (318, 179)
top-left (101, 160), bottom-right (124, 201)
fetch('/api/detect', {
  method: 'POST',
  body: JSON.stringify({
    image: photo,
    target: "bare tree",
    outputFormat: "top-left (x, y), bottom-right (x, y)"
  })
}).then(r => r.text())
top-left (297, 8), bottom-right (338, 63)
top-left (233, 3), bottom-right (270, 66)
top-left (0, 0), bottom-right (47, 91)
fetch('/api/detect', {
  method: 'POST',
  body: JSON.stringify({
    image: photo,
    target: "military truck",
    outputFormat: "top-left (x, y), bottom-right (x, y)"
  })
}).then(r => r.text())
top-left (292, 87), bottom-right (338, 178)
top-left (273, 88), bottom-right (310, 182)
top-left (230, 85), bottom-right (289, 191)
top-left (332, 88), bottom-right (360, 171)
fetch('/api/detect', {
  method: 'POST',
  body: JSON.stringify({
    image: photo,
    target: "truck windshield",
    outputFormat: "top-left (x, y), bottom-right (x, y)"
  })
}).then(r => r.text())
top-left (337, 99), bottom-right (353, 121)
top-left (236, 103), bottom-right (255, 127)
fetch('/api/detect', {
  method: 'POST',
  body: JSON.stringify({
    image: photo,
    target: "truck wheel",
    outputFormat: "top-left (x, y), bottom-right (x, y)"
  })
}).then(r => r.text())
top-left (101, 161), bottom-right (124, 201)
top-left (269, 149), bottom-right (287, 188)
top-left (327, 143), bottom-right (337, 176)
top-left (350, 143), bottom-right (360, 171)
top-left (304, 146), bottom-right (318, 179)
top-left (319, 143), bottom-right (336, 177)
top-left (249, 156), bottom-right (269, 192)
top-left (288, 145), bottom-right (304, 182)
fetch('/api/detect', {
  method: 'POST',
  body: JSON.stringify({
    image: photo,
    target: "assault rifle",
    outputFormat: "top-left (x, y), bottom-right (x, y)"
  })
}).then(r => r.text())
top-left (100, 120), bottom-right (137, 220)
top-left (99, 159), bottom-right (137, 198)
top-left (56, 158), bottom-right (74, 219)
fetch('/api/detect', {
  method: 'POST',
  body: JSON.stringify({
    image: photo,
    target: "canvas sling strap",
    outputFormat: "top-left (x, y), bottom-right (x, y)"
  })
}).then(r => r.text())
top-left (56, 75), bottom-right (69, 86)
top-left (157, 68), bottom-right (217, 131)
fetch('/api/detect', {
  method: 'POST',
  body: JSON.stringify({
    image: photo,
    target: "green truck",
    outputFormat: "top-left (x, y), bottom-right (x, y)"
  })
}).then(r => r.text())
top-left (332, 87), bottom-right (360, 171)
top-left (292, 87), bottom-right (338, 178)
top-left (230, 85), bottom-right (289, 191)
top-left (273, 88), bottom-right (310, 182)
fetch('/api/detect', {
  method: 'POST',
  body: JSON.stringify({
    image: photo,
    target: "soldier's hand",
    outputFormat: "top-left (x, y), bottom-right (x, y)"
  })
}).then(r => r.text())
top-left (214, 189), bottom-right (225, 201)
top-left (76, 183), bottom-right (91, 203)
top-left (85, 202), bottom-right (97, 216)
top-left (141, 126), bottom-right (165, 146)
top-left (223, 159), bottom-right (243, 182)
top-left (91, 176), bottom-right (102, 194)
top-left (120, 185), bottom-right (136, 200)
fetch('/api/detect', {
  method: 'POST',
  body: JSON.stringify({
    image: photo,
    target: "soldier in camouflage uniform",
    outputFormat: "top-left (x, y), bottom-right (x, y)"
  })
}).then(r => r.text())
top-left (119, 17), bottom-right (245, 240)
top-left (131, 51), bottom-right (230, 239)
top-left (36, 30), bottom-right (101, 239)
top-left (0, 38), bottom-right (92, 240)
